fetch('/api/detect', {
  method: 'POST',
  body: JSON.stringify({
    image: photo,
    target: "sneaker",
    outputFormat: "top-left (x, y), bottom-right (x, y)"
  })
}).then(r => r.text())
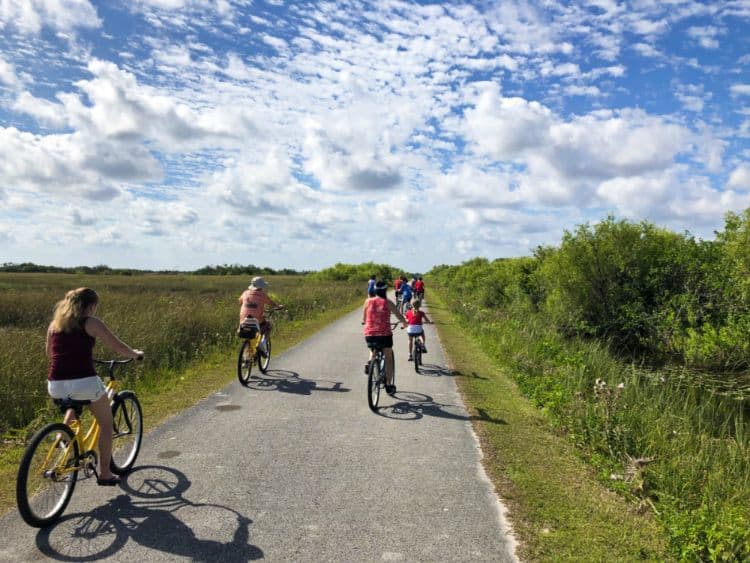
top-left (408, 354), bottom-right (413, 361)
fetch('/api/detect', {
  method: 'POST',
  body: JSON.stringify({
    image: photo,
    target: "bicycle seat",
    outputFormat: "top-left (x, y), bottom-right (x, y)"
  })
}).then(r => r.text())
top-left (53, 397), bottom-right (91, 416)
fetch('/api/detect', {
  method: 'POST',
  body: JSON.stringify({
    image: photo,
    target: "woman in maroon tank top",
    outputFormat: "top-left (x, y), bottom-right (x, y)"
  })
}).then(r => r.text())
top-left (46, 288), bottom-right (144, 486)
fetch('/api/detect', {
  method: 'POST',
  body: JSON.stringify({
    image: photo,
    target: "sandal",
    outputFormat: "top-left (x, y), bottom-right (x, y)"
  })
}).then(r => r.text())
top-left (96, 476), bottom-right (121, 487)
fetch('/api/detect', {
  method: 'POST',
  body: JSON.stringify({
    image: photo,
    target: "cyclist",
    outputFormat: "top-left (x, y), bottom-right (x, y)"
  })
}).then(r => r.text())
top-left (414, 276), bottom-right (425, 300)
top-left (406, 299), bottom-right (432, 360)
top-left (238, 276), bottom-right (284, 337)
top-left (393, 276), bottom-right (403, 304)
top-left (399, 278), bottom-right (413, 312)
top-left (367, 275), bottom-right (377, 297)
top-left (362, 280), bottom-right (407, 395)
top-left (46, 287), bottom-right (144, 486)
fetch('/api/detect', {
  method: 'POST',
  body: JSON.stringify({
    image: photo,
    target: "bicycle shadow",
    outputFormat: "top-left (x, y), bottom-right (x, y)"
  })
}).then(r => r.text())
top-left (375, 391), bottom-right (508, 426)
top-left (243, 369), bottom-right (349, 396)
top-left (34, 465), bottom-right (262, 562)
top-left (414, 362), bottom-right (458, 377)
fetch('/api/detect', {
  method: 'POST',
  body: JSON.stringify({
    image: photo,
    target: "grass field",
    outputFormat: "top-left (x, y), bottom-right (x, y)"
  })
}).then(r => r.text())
top-left (0, 272), bottom-right (364, 514)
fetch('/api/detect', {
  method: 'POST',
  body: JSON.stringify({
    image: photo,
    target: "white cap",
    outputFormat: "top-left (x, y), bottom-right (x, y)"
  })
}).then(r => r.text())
top-left (249, 276), bottom-right (268, 289)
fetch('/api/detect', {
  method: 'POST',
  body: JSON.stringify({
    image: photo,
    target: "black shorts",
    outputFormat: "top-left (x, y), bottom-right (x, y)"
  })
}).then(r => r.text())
top-left (365, 335), bottom-right (393, 349)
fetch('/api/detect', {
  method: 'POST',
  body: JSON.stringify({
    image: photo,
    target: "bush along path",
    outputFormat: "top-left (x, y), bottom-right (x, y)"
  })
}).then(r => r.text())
top-left (427, 288), bottom-right (671, 562)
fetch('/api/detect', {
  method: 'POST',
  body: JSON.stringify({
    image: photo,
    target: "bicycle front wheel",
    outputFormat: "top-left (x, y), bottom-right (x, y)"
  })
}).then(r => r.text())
top-left (110, 391), bottom-right (143, 474)
top-left (258, 334), bottom-right (271, 373)
top-left (237, 340), bottom-right (254, 386)
top-left (16, 422), bottom-right (78, 528)
top-left (367, 357), bottom-right (381, 412)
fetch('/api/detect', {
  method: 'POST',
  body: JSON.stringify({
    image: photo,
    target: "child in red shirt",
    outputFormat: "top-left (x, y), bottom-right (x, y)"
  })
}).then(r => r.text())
top-left (405, 299), bottom-right (432, 360)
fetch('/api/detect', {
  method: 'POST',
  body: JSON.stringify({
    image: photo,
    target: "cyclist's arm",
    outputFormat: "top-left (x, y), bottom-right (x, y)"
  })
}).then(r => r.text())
top-left (84, 317), bottom-right (144, 360)
top-left (423, 312), bottom-right (433, 324)
top-left (387, 300), bottom-right (408, 327)
top-left (45, 325), bottom-right (53, 357)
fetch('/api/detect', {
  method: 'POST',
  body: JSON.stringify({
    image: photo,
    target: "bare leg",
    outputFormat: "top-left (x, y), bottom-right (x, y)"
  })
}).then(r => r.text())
top-left (63, 408), bottom-right (76, 426)
top-left (88, 395), bottom-right (117, 481)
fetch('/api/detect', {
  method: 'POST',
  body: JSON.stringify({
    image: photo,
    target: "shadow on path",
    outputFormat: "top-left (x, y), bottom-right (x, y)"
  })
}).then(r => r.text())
top-left (375, 389), bottom-right (508, 425)
top-left (35, 465), bottom-right (262, 562)
top-left (242, 369), bottom-right (349, 396)
top-left (414, 362), bottom-right (459, 377)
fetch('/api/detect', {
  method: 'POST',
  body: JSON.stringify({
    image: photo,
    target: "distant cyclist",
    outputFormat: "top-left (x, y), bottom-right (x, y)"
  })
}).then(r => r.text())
top-left (367, 275), bottom-right (377, 297)
top-left (362, 280), bottom-right (407, 395)
top-left (238, 276), bottom-right (284, 336)
top-left (414, 276), bottom-right (425, 300)
top-left (399, 279), bottom-right (413, 312)
top-left (393, 276), bottom-right (403, 304)
top-left (406, 299), bottom-right (432, 360)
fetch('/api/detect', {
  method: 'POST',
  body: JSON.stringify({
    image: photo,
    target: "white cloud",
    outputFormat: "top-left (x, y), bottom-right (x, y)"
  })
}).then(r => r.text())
top-left (0, 55), bottom-right (20, 88)
top-left (565, 85), bottom-right (602, 97)
top-left (687, 25), bottom-right (721, 49)
top-left (731, 84), bottom-right (750, 96)
top-left (0, 126), bottom-right (162, 198)
top-left (12, 91), bottom-right (68, 127)
top-left (0, 0), bottom-right (100, 34)
top-left (728, 164), bottom-right (750, 190)
top-left (463, 86), bottom-right (692, 183)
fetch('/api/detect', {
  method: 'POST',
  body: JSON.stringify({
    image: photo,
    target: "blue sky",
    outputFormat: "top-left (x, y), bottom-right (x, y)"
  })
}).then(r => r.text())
top-left (1, 0), bottom-right (749, 272)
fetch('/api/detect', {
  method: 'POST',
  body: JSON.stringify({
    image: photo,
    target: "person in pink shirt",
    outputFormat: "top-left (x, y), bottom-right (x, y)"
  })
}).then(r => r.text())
top-left (238, 276), bottom-right (284, 335)
top-left (405, 299), bottom-right (432, 360)
top-left (362, 280), bottom-right (407, 395)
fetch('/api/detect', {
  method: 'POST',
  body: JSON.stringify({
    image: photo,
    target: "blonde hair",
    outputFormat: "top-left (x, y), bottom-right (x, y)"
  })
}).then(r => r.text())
top-left (412, 299), bottom-right (422, 310)
top-left (50, 288), bottom-right (99, 333)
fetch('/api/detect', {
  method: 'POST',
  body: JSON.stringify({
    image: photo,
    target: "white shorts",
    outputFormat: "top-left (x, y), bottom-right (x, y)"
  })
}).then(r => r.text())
top-left (48, 376), bottom-right (106, 402)
top-left (406, 325), bottom-right (424, 336)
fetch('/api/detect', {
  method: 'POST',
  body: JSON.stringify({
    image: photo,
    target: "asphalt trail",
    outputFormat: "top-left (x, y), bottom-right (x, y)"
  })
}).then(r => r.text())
top-left (1, 301), bottom-right (517, 562)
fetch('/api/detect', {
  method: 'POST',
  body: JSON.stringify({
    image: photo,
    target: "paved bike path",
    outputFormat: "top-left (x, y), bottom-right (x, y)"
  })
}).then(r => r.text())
top-left (0, 303), bottom-right (517, 562)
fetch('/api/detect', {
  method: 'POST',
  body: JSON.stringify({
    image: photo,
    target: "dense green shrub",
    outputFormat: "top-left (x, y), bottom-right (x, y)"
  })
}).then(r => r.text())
top-left (429, 210), bottom-right (750, 560)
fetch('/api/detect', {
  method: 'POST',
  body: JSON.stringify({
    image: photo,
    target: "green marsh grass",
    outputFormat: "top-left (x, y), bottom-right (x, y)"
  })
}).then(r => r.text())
top-left (431, 283), bottom-right (749, 561)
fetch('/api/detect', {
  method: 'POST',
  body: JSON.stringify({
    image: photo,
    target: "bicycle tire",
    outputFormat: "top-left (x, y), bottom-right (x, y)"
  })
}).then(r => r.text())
top-left (110, 391), bottom-right (143, 474)
top-left (16, 422), bottom-right (78, 528)
top-left (414, 340), bottom-right (421, 373)
top-left (367, 356), bottom-right (381, 412)
top-left (258, 334), bottom-right (271, 373)
top-left (237, 340), bottom-right (254, 386)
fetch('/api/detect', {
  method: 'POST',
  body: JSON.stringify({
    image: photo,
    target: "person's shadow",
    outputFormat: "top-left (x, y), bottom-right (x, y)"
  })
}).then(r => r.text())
top-left (243, 369), bottom-right (349, 396)
top-left (35, 465), bottom-right (263, 562)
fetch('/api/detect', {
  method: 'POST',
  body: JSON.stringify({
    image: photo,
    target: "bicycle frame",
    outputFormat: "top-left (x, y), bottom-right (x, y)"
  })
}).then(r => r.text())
top-left (48, 377), bottom-right (121, 479)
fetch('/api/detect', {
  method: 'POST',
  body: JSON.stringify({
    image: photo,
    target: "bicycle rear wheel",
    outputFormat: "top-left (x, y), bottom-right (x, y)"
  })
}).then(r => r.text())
top-left (16, 422), bottom-right (78, 528)
top-left (258, 334), bottom-right (271, 373)
top-left (414, 340), bottom-right (421, 373)
top-left (237, 340), bottom-right (254, 386)
top-left (110, 391), bottom-right (143, 474)
top-left (367, 357), bottom-right (381, 412)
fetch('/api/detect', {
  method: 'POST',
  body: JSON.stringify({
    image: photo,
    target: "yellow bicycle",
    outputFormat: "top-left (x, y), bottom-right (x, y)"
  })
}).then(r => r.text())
top-left (16, 359), bottom-right (143, 528)
top-left (237, 307), bottom-right (283, 386)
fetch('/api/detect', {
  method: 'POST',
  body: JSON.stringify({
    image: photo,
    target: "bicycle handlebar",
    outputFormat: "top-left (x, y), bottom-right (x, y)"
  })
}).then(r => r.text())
top-left (94, 358), bottom-right (139, 379)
